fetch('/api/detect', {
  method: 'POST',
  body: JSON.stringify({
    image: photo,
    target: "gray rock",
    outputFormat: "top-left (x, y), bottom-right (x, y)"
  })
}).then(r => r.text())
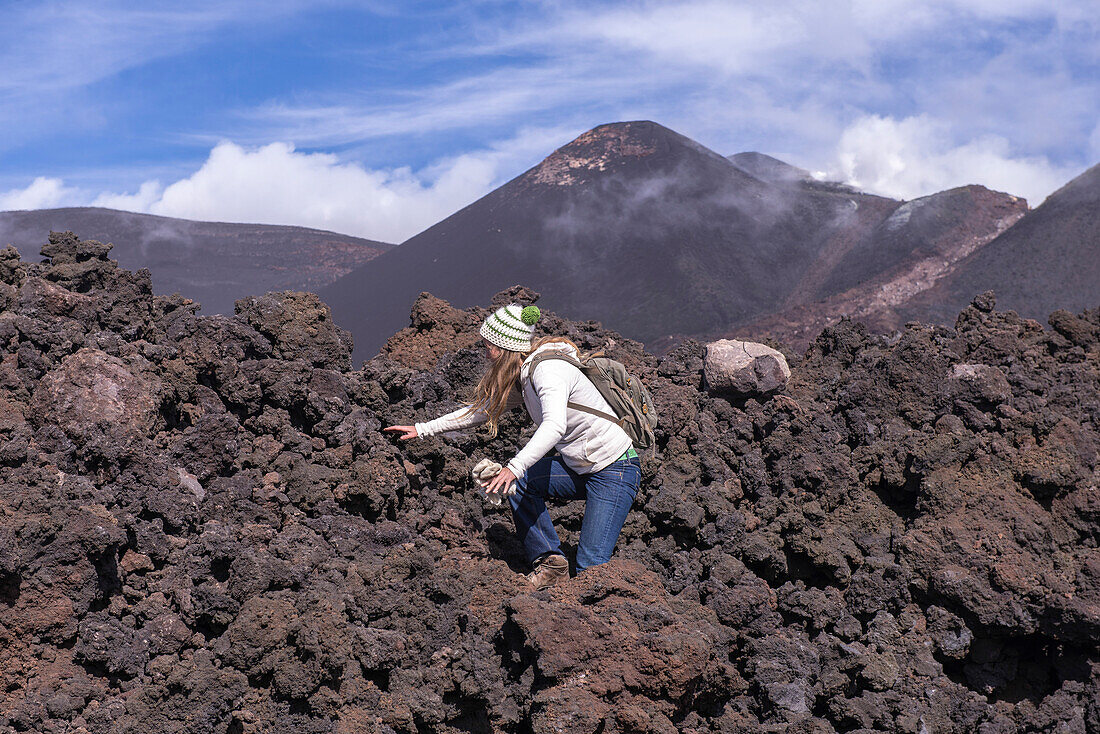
top-left (176, 467), bottom-right (205, 502)
top-left (30, 347), bottom-right (164, 441)
top-left (704, 339), bottom-right (791, 395)
top-left (948, 363), bottom-right (1012, 404)
top-left (234, 290), bottom-right (353, 371)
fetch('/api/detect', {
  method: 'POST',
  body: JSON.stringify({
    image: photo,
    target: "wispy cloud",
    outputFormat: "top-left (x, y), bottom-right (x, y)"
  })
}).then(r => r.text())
top-left (226, 64), bottom-right (633, 147)
top-left (0, 2), bottom-right (318, 93)
top-left (0, 0), bottom-right (349, 153)
top-left (222, 0), bottom-right (1097, 203)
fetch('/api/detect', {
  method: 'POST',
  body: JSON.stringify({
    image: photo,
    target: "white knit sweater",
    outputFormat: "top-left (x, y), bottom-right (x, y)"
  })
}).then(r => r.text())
top-left (414, 343), bottom-right (633, 477)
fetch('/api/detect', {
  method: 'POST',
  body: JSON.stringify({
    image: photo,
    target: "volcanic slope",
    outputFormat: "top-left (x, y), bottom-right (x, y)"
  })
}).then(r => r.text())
top-left (731, 184), bottom-right (1028, 350)
top-left (0, 207), bottom-right (391, 315)
top-left (322, 121), bottom-right (1025, 363)
top-left (2, 232), bottom-right (1100, 732)
top-left (728, 151), bottom-right (815, 183)
top-left (321, 121), bottom-right (911, 362)
top-left (897, 160), bottom-right (1100, 326)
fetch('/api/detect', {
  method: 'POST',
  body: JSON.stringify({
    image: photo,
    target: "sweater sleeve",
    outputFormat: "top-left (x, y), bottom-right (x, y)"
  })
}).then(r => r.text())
top-left (414, 404), bottom-right (487, 437)
top-left (415, 385), bottom-right (523, 438)
top-left (506, 361), bottom-right (571, 478)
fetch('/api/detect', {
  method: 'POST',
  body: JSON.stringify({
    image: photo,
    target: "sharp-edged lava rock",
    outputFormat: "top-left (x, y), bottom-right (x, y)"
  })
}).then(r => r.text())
top-left (2, 233), bottom-right (1100, 733)
top-left (0, 208), bottom-right (391, 316)
top-left (320, 121), bottom-right (1023, 363)
top-left (704, 339), bottom-right (791, 395)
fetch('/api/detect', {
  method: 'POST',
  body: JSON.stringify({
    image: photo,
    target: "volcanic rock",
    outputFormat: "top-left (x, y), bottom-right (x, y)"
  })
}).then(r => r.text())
top-left (703, 338), bottom-right (791, 395)
top-left (234, 291), bottom-right (353, 371)
top-left (2, 233), bottom-right (1099, 733)
top-left (379, 292), bottom-right (484, 372)
top-left (30, 347), bottom-right (164, 442)
top-left (946, 363), bottom-right (1012, 406)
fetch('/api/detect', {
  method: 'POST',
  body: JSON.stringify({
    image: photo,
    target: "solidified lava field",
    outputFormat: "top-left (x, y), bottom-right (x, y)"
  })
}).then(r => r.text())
top-left (1, 232), bottom-right (1099, 733)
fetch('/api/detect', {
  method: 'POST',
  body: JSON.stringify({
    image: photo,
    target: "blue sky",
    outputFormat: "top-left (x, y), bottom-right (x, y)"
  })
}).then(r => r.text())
top-left (1, 0), bottom-right (1097, 242)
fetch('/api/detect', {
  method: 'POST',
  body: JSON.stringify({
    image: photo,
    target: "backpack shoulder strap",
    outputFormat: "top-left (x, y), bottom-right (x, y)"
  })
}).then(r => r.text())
top-left (564, 400), bottom-right (623, 425)
top-left (524, 352), bottom-right (623, 426)
top-left (526, 351), bottom-right (585, 374)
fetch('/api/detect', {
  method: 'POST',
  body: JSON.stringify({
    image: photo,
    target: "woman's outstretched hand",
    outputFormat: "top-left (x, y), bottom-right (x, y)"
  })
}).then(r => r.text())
top-left (383, 425), bottom-right (418, 440)
top-left (485, 466), bottom-right (517, 495)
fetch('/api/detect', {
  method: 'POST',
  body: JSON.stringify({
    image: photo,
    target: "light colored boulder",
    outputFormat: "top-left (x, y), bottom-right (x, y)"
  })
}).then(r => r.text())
top-left (176, 467), bottom-right (206, 502)
top-left (947, 363), bottom-right (1012, 404)
top-left (31, 347), bottom-right (164, 440)
top-left (704, 339), bottom-right (791, 396)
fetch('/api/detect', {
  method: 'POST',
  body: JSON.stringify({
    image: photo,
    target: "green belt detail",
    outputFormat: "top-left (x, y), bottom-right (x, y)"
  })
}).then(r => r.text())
top-left (618, 447), bottom-right (639, 461)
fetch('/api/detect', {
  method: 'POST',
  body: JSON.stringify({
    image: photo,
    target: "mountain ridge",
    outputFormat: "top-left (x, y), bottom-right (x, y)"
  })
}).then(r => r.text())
top-left (0, 207), bottom-right (391, 315)
top-left (896, 160), bottom-right (1100, 326)
top-left (320, 120), bottom-right (1023, 362)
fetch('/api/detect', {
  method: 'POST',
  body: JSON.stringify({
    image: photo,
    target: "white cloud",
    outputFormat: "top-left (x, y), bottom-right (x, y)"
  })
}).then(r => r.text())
top-left (92, 181), bottom-right (165, 211)
top-left (58, 128), bottom-right (572, 242)
top-left (831, 114), bottom-right (1079, 205)
top-left (232, 65), bottom-right (625, 148)
top-left (4, 0), bottom-right (1097, 233)
top-left (235, 0), bottom-right (1096, 184)
top-left (0, 177), bottom-right (79, 211)
top-left (151, 142), bottom-right (454, 241)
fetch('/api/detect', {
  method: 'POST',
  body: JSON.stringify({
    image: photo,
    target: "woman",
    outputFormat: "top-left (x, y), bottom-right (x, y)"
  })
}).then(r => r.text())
top-left (384, 303), bottom-right (641, 589)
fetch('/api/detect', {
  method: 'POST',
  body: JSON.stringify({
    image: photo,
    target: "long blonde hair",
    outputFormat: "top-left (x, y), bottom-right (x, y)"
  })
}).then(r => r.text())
top-left (465, 335), bottom-right (596, 436)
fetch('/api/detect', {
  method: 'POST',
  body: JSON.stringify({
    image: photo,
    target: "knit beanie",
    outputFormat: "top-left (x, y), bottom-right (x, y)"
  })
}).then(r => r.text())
top-left (480, 303), bottom-right (541, 352)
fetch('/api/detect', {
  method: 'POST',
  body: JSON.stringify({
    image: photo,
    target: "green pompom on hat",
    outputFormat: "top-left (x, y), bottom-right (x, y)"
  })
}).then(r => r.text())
top-left (480, 303), bottom-right (540, 352)
top-left (520, 305), bottom-right (541, 325)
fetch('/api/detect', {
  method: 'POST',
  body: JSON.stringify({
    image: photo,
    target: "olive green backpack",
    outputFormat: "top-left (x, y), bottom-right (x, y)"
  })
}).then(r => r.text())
top-left (526, 352), bottom-right (658, 451)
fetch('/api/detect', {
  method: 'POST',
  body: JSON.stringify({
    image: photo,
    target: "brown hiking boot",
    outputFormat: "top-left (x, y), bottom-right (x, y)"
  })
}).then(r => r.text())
top-left (526, 553), bottom-right (569, 590)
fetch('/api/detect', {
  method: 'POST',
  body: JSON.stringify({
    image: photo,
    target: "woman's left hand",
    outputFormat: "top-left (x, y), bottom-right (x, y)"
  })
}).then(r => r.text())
top-left (485, 466), bottom-right (516, 495)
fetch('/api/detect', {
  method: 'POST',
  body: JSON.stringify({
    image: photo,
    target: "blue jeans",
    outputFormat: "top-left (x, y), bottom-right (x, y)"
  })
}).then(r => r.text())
top-left (509, 454), bottom-right (641, 573)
